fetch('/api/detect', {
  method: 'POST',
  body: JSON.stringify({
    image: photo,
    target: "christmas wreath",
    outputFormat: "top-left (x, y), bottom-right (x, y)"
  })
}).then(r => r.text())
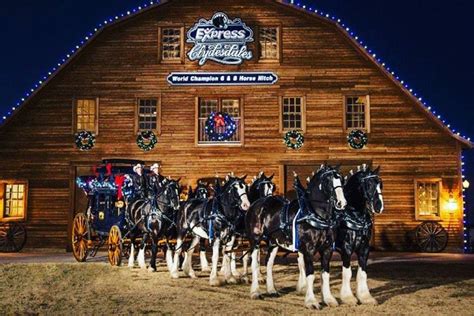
top-left (75, 131), bottom-right (96, 151)
top-left (283, 130), bottom-right (304, 150)
top-left (205, 112), bottom-right (237, 141)
top-left (136, 130), bottom-right (158, 151)
top-left (347, 129), bottom-right (368, 149)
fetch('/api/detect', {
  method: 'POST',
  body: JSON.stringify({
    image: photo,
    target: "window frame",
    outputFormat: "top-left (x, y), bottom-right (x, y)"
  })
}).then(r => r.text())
top-left (135, 97), bottom-right (161, 135)
top-left (257, 26), bottom-right (282, 63)
top-left (414, 178), bottom-right (442, 221)
top-left (279, 96), bottom-right (306, 133)
top-left (72, 98), bottom-right (99, 135)
top-left (343, 95), bottom-right (371, 133)
top-left (195, 96), bottom-right (244, 147)
top-left (158, 26), bottom-right (185, 64)
top-left (0, 180), bottom-right (28, 222)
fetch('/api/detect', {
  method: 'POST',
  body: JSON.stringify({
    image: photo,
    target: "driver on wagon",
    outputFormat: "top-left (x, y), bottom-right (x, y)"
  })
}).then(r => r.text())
top-left (148, 163), bottom-right (165, 198)
top-left (131, 163), bottom-right (148, 200)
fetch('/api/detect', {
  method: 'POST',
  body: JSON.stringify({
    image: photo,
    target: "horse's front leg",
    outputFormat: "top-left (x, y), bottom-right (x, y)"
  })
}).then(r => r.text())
top-left (137, 233), bottom-right (148, 269)
top-left (183, 235), bottom-right (200, 278)
top-left (320, 244), bottom-right (338, 307)
top-left (199, 239), bottom-right (210, 272)
top-left (209, 237), bottom-right (221, 286)
top-left (266, 245), bottom-right (279, 296)
top-left (148, 237), bottom-right (158, 272)
top-left (296, 252), bottom-right (307, 293)
top-left (222, 235), bottom-right (237, 284)
top-left (302, 246), bottom-right (320, 309)
top-left (170, 236), bottom-right (183, 278)
top-left (356, 245), bottom-right (377, 305)
top-left (340, 231), bottom-right (358, 305)
top-left (128, 237), bottom-right (136, 268)
top-left (250, 245), bottom-right (262, 299)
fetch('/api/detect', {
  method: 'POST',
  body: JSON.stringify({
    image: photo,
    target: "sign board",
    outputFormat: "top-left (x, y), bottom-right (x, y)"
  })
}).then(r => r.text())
top-left (187, 12), bottom-right (254, 66)
top-left (167, 72), bottom-right (279, 86)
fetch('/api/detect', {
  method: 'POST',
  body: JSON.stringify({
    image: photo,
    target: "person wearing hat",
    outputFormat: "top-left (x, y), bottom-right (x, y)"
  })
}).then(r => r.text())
top-left (131, 163), bottom-right (148, 200)
top-left (148, 163), bottom-right (165, 198)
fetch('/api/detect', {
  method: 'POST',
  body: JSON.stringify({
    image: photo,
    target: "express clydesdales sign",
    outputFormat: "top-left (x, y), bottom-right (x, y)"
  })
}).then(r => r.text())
top-left (187, 12), bottom-right (254, 66)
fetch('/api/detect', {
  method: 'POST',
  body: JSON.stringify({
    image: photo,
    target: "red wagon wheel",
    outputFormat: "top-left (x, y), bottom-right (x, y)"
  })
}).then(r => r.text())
top-left (0, 222), bottom-right (27, 253)
top-left (72, 213), bottom-right (90, 262)
top-left (108, 225), bottom-right (123, 266)
top-left (415, 221), bottom-right (448, 253)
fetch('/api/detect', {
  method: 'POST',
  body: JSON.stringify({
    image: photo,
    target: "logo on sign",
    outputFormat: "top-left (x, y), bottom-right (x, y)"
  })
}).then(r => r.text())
top-left (187, 12), bottom-right (254, 66)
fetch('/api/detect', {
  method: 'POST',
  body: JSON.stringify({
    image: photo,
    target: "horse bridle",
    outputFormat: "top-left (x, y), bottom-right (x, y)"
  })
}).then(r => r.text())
top-left (195, 186), bottom-right (208, 199)
top-left (255, 179), bottom-right (274, 196)
top-left (316, 169), bottom-right (343, 207)
top-left (156, 181), bottom-right (180, 211)
top-left (360, 174), bottom-right (382, 211)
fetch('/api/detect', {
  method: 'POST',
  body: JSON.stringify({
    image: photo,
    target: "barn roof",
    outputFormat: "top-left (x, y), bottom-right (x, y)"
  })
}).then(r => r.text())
top-left (0, 0), bottom-right (471, 148)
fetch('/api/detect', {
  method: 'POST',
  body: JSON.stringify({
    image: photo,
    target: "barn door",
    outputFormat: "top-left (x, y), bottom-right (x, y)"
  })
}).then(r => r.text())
top-left (283, 162), bottom-right (376, 247)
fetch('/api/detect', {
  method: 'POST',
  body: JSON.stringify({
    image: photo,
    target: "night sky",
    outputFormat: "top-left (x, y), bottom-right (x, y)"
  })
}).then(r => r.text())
top-left (0, 0), bottom-right (473, 220)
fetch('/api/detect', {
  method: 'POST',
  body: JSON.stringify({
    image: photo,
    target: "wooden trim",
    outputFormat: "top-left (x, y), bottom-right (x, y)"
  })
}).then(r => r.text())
top-left (414, 178), bottom-right (442, 221)
top-left (343, 94), bottom-right (371, 133)
top-left (158, 26), bottom-right (186, 64)
top-left (257, 25), bottom-right (282, 64)
top-left (0, 179), bottom-right (28, 223)
top-left (279, 95), bottom-right (306, 133)
top-left (135, 97), bottom-right (162, 135)
top-left (72, 97), bottom-right (99, 135)
top-left (195, 96), bottom-right (245, 147)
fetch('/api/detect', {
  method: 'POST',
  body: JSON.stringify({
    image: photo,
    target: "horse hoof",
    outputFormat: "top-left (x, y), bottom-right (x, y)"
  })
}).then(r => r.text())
top-left (210, 278), bottom-right (221, 287)
top-left (296, 286), bottom-right (307, 294)
top-left (201, 267), bottom-right (211, 273)
top-left (251, 292), bottom-right (263, 300)
top-left (226, 277), bottom-right (238, 285)
top-left (170, 271), bottom-right (179, 279)
top-left (148, 267), bottom-right (157, 273)
top-left (241, 276), bottom-right (250, 284)
top-left (324, 297), bottom-right (339, 308)
top-left (304, 300), bottom-right (320, 310)
top-left (359, 295), bottom-right (378, 305)
top-left (268, 291), bottom-right (280, 297)
top-left (341, 295), bottom-right (358, 306)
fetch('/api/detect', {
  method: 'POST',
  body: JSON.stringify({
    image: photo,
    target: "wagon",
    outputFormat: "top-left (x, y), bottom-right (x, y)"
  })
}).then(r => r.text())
top-left (71, 159), bottom-right (144, 266)
top-left (0, 222), bottom-right (27, 253)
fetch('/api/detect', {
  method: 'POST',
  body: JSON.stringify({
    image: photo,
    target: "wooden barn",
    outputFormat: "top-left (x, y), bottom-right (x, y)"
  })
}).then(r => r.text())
top-left (0, 0), bottom-right (471, 252)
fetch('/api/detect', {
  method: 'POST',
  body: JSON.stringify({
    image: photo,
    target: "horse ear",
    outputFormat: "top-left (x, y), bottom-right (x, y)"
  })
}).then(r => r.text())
top-left (258, 171), bottom-right (264, 177)
top-left (335, 164), bottom-right (341, 172)
top-left (293, 171), bottom-right (298, 178)
top-left (241, 174), bottom-right (247, 181)
top-left (177, 177), bottom-right (181, 183)
top-left (230, 171), bottom-right (235, 177)
top-left (319, 164), bottom-right (324, 171)
top-left (225, 175), bottom-right (230, 182)
top-left (269, 174), bottom-right (274, 180)
top-left (374, 166), bottom-right (381, 174)
top-left (306, 177), bottom-right (311, 183)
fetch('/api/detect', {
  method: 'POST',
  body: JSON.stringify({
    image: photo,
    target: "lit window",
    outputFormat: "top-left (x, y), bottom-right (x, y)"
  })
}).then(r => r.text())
top-left (197, 98), bottom-right (242, 144)
top-left (282, 97), bottom-right (304, 131)
top-left (138, 99), bottom-right (158, 131)
top-left (161, 28), bottom-right (182, 61)
top-left (345, 96), bottom-right (369, 131)
top-left (0, 182), bottom-right (27, 221)
top-left (416, 180), bottom-right (440, 219)
top-left (76, 99), bottom-right (97, 132)
top-left (259, 27), bottom-right (279, 60)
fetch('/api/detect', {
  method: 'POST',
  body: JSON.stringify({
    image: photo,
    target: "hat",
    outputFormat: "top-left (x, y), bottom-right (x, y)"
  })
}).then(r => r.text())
top-left (133, 164), bottom-right (143, 173)
top-left (150, 163), bottom-right (160, 172)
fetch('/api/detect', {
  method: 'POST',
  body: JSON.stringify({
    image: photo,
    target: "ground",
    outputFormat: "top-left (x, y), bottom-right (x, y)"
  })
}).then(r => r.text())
top-left (0, 251), bottom-right (473, 315)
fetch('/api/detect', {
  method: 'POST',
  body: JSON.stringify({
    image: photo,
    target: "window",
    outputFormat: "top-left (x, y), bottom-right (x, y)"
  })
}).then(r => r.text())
top-left (75, 99), bottom-right (97, 133)
top-left (137, 99), bottom-right (159, 132)
top-left (415, 179), bottom-right (441, 219)
top-left (259, 27), bottom-right (279, 61)
top-left (160, 27), bottom-right (183, 62)
top-left (0, 181), bottom-right (28, 221)
top-left (197, 97), bottom-right (242, 145)
top-left (281, 96), bottom-right (305, 132)
top-left (344, 96), bottom-right (370, 131)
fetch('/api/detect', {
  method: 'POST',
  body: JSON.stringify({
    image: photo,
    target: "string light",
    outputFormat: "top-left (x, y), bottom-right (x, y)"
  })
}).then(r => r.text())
top-left (462, 155), bottom-right (470, 253)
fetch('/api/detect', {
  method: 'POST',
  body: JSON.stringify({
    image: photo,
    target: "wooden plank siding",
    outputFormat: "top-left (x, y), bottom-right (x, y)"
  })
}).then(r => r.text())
top-left (0, 0), bottom-right (467, 250)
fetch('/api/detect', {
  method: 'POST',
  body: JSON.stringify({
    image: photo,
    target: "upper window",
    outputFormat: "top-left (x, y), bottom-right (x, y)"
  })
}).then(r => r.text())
top-left (344, 96), bottom-right (370, 132)
top-left (197, 97), bottom-right (242, 145)
top-left (259, 27), bottom-right (279, 61)
top-left (281, 97), bottom-right (305, 132)
top-left (160, 27), bottom-right (183, 62)
top-left (137, 99), bottom-right (159, 132)
top-left (75, 99), bottom-right (97, 133)
top-left (415, 179), bottom-right (441, 220)
top-left (0, 181), bottom-right (27, 221)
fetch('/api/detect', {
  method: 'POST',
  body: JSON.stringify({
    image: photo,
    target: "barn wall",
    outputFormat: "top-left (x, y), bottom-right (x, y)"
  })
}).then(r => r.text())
top-left (0, 0), bottom-right (464, 250)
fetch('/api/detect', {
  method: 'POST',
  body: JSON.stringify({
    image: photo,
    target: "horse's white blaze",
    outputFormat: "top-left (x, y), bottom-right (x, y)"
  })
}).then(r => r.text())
top-left (266, 247), bottom-right (279, 294)
top-left (128, 243), bottom-right (135, 268)
top-left (356, 267), bottom-right (370, 298)
top-left (137, 247), bottom-right (146, 269)
top-left (264, 183), bottom-right (273, 197)
top-left (235, 183), bottom-right (250, 210)
top-left (296, 252), bottom-right (307, 293)
top-left (250, 248), bottom-right (260, 296)
top-left (333, 177), bottom-right (347, 209)
top-left (376, 184), bottom-right (384, 213)
top-left (340, 266), bottom-right (354, 299)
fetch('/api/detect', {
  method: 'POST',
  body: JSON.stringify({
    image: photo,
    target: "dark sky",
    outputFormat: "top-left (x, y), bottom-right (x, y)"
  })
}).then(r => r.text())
top-left (0, 0), bottom-right (473, 219)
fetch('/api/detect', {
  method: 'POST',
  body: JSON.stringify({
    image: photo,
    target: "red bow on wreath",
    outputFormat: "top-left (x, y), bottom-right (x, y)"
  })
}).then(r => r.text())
top-left (214, 114), bottom-right (225, 128)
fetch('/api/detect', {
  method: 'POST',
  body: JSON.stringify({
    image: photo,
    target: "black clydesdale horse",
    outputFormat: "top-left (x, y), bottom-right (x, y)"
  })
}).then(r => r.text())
top-left (171, 175), bottom-right (251, 286)
top-left (336, 164), bottom-right (384, 305)
top-left (127, 177), bottom-right (181, 272)
top-left (245, 164), bottom-right (346, 309)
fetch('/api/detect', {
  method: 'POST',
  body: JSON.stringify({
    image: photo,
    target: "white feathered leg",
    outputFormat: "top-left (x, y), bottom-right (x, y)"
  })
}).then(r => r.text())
top-left (128, 243), bottom-right (135, 268)
top-left (170, 238), bottom-right (182, 278)
top-left (321, 271), bottom-right (338, 307)
top-left (304, 274), bottom-right (320, 309)
top-left (209, 238), bottom-right (221, 286)
top-left (356, 267), bottom-right (377, 304)
top-left (250, 247), bottom-right (262, 299)
top-left (137, 246), bottom-right (146, 269)
top-left (266, 247), bottom-right (279, 296)
top-left (223, 236), bottom-right (237, 284)
top-left (296, 252), bottom-right (307, 293)
top-left (340, 266), bottom-right (358, 305)
top-left (183, 236), bottom-right (199, 278)
top-left (200, 250), bottom-right (210, 272)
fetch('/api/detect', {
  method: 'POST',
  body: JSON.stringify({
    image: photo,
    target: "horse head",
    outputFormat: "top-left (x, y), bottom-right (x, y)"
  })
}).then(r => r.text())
top-left (159, 177), bottom-right (181, 211)
top-left (346, 165), bottom-right (384, 214)
top-left (306, 164), bottom-right (347, 211)
top-left (194, 180), bottom-right (209, 200)
top-left (249, 171), bottom-right (275, 202)
top-left (222, 173), bottom-right (251, 212)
